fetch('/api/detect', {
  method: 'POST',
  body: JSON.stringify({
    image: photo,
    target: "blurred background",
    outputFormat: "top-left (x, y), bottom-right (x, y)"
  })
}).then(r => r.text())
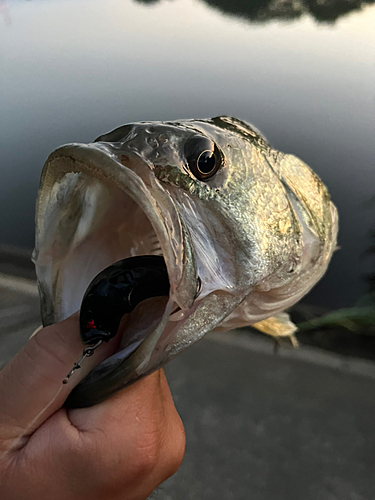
top-left (0, 1), bottom-right (374, 498)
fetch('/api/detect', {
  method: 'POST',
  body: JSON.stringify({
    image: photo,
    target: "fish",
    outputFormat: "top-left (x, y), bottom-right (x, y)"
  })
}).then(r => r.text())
top-left (33, 116), bottom-right (338, 407)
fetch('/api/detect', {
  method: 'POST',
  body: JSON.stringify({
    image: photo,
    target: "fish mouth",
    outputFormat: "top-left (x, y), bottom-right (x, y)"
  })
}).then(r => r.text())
top-left (34, 143), bottom-right (197, 406)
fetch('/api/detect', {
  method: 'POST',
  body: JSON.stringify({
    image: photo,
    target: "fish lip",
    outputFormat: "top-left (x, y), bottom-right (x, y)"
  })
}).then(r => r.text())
top-left (35, 142), bottom-right (197, 323)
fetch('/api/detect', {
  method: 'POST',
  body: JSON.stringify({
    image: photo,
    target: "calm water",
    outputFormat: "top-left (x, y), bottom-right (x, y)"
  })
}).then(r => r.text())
top-left (0, 0), bottom-right (374, 309)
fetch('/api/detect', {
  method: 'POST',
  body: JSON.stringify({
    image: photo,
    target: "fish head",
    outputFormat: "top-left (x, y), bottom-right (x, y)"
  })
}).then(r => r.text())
top-left (34, 117), bottom-right (338, 406)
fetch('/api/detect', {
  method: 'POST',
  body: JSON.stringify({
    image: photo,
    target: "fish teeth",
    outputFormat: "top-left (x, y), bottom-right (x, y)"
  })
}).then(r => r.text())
top-left (146, 232), bottom-right (163, 255)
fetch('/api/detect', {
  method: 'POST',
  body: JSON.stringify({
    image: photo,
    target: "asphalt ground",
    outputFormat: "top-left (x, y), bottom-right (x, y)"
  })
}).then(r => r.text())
top-left (0, 273), bottom-right (374, 500)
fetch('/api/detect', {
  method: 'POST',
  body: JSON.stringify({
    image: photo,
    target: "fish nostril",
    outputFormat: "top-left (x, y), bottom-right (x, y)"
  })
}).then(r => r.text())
top-left (147, 136), bottom-right (159, 148)
top-left (158, 133), bottom-right (168, 144)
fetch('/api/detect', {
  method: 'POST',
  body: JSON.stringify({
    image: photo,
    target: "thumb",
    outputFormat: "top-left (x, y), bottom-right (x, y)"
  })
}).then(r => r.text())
top-left (0, 314), bottom-right (119, 447)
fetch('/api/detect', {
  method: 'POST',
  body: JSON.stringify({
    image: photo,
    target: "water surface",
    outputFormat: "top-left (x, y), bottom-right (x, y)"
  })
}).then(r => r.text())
top-left (0, 0), bottom-right (374, 308)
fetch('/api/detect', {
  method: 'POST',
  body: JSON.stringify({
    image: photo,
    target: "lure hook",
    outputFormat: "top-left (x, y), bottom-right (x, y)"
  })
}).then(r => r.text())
top-left (63, 339), bottom-right (103, 384)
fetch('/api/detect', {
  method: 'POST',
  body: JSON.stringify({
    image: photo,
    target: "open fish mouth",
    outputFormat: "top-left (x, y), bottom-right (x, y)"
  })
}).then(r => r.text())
top-left (34, 143), bottom-right (200, 407)
top-left (33, 116), bottom-right (338, 408)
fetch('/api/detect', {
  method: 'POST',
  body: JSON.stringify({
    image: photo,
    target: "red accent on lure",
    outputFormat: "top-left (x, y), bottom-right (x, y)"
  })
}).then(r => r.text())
top-left (86, 319), bottom-right (96, 330)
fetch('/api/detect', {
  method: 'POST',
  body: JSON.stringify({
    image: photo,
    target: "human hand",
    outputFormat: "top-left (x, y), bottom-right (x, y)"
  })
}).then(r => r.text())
top-left (0, 315), bottom-right (185, 500)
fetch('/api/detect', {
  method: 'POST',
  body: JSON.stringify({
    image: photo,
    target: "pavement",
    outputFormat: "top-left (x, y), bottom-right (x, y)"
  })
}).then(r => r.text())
top-left (0, 273), bottom-right (40, 369)
top-left (0, 272), bottom-right (375, 500)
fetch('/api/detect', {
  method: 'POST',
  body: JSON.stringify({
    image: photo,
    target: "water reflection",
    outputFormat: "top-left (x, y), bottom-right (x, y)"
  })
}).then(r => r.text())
top-left (365, 210), bottom-right (375, 294)
top-left (134, 0), bottom-right (375, 23)
top-left (0, 0), bottom-right (11, 26)
top-left (0, 0), bottom-right (373, 312)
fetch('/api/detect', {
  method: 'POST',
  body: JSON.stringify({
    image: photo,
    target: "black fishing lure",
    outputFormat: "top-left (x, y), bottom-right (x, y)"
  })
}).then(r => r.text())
top-left (63, 255), bottom-right (169, 383)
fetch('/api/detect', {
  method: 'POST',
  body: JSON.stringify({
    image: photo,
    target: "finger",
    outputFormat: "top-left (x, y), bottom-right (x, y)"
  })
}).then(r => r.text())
top-left (0, 314), bottom-right (120, 443)
top-left (67, 370), bottom-right (185, 498)
top-left (68, 368), bottom-right (168, 430)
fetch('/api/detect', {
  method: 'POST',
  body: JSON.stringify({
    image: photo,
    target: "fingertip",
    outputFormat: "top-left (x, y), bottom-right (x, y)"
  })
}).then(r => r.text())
top-left (0, 313), bottom-right (119, 439)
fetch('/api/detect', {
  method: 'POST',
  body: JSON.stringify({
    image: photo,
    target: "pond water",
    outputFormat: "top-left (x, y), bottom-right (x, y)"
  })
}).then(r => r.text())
top-left (0, 0), bottom-right (374, 309)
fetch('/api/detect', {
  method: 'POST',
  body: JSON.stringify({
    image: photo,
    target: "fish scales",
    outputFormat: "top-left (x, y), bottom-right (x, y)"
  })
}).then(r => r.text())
top-left (33, 116), bottom-right (338, 407)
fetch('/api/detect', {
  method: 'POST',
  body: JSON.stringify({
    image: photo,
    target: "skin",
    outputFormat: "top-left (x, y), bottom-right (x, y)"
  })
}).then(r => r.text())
top-left (0, 315), bottom-right (185, 500)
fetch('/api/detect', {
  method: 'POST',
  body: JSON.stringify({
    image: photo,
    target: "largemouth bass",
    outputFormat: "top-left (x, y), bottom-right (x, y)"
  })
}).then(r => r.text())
top-left (33, 116), bottom-right (338, 407)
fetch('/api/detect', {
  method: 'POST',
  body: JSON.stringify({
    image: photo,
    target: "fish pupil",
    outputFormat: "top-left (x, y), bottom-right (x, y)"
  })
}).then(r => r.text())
top-left (184, 135), bottom-right (222, 181)
top-left (197, 151), bottom-right (216, 174)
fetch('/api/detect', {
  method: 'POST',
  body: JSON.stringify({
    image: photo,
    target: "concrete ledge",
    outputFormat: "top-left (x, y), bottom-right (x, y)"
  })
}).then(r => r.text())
top-left (207, 330), bottom-right (375, 380)
top-left (0, 272), bottom-right (39, 297)
top-left (0, 245), bottom-right (36, 280)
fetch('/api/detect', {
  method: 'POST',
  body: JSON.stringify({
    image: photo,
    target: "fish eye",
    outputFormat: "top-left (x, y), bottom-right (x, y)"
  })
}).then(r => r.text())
top-left (184, 135), bottom-right (222, 181)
